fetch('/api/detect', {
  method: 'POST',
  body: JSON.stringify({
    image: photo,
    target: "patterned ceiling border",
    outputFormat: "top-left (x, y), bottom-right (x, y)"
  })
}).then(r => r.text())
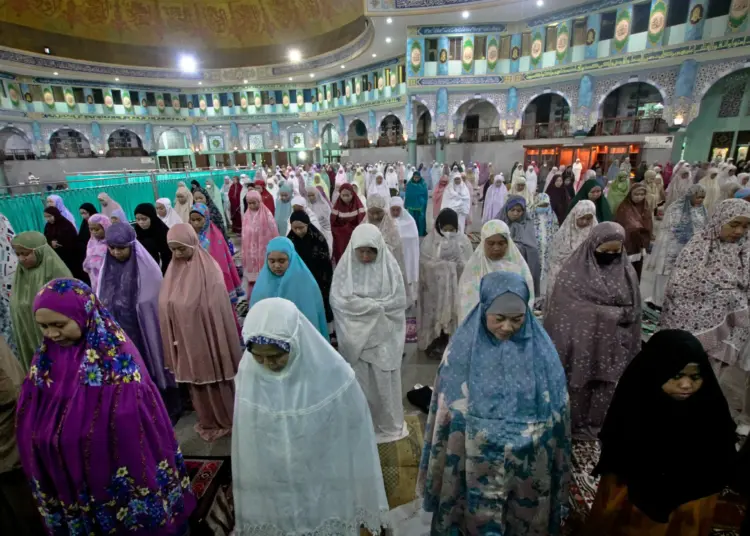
top-left (0, 22), bottom-right (374, 84)
top-left (413, 24), bottom-right (507, 36)
top-left (367, 0), bottom-right (502, 12)
top-left (271, 23), bottom-right (375, 77)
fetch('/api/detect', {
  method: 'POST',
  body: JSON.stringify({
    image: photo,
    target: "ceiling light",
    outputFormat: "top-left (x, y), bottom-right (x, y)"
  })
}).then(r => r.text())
top-left (386, 37), bottom-right (392, 43)
top-left (536, 0), bottom-right (543, 5)
top-left (341, 65), bottom-right (346, 69)
top-left (386, 17), bottom-right (392, 23)
top-left (461, 10), bottom-right (470, 18)
top-left (53, 71), bottom-right (58, 75)
top-left (372, 53), bottom-right (377, 57)
top-left (309, 73), bottom-right (315, 78)
top-left (289, 49), bottom-right (302, 63)
top-left (179, 54), bottom-right (198, 73)
top-left (288, 77), bottom-right (293, 81)
top-left (115, 77), bottom-right (119, 81)
top-left (198, 81), bottom-right (202, 85)
top-left (243, 79), bottom-right (248, 83)
top-left (43, 47), bottom-right (51, 55)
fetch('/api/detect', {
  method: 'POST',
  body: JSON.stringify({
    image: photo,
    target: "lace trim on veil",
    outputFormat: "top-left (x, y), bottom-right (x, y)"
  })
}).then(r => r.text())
top-left (234, 507), bottom-right (390, 536)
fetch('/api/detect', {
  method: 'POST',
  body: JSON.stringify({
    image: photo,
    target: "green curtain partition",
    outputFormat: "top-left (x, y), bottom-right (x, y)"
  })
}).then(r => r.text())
top-left (0, 194), bottom-right (47, 235)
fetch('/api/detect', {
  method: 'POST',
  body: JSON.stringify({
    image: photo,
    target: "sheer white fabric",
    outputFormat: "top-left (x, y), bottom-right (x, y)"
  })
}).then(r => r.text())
top-left (330, 224), bottom-right (408, 443)
top-left (417, 228), bottom-right (473, 350)
top-left (156, 198), bottom-right (183, 228)
top-left (390, 197), bottom-right (419, 307)
top-left (385, 167), bottom-right (399, 190)
top-left (233, 298), bottom-right (389, 536)
top-left (440, 174), bottom-right (471, 233)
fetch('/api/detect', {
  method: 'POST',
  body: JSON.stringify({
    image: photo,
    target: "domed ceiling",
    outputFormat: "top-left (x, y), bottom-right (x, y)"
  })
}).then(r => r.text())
top-left (0, 0), bottom-right (366, 69)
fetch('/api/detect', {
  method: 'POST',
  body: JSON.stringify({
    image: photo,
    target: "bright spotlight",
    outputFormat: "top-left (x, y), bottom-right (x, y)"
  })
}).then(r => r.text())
top-left (289, 49), bottom-right (302, 63)
top-left (179, 55), bottom-right (198, 73)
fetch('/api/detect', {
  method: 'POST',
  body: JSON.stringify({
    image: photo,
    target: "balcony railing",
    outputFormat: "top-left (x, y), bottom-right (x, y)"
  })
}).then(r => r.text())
top-left (518, 122), bottom-right (570, 140)
top-left (416, 133), bottom-right (437, 145)
top-left (0, 149), bottom-right (37, 161)
top-left (346, 139), bottom-right (370, 149)
top-left (49, 148), bottom-right (96, 159)
top-left (459, 127), bottom-right (505, 143)
top-left (376, 136), bottom-right (406, 148)
top-left (594, 116), bottom-right (669, 136)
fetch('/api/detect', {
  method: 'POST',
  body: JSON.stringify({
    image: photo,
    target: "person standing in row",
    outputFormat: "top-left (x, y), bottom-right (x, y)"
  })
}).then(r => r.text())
top-left (11, 231), bottom-right (72, 370)
top-left (405, 170), bottom-right (428, 236)
top-left (241, 191), bottom-right (279, 293)
top-left (586, 330), bottom-right (736, 536)
top-left (287, 211), bottom-right (334, 330)
top-left (419, 272), bottom-right (570, 535)
top-left (233, 298), bottom-right (389, 535)
top-left (544, 222), bottom-right (641, 438)
top-left (134, 203), bottom-right (172, 274)
top-left (331, 224), bottom-right (408, 444)
top-left (17, 278), bottom-right (195, 534)
top-left (98, 223), bottom-right (181, 422)
top-left (250, 236), bottom-right (329, 340)
top-left (160, 224), bottom-right (242, 441)
top-left (43, 206), bottom-right (88, 283)
top-left (330, 183), bottom-right (366, 263)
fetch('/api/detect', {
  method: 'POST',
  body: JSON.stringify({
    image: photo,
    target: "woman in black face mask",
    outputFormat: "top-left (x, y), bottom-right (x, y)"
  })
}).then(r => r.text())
top-left (544, 222), bottom-right (642, 439)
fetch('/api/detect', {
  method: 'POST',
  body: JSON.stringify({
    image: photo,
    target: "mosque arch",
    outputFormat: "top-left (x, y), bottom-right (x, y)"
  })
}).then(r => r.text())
top-left (596, 82), bottom-right (668, 135)
top-left (682, 68), bottom-right (750, 162)
top-left (456, 99), bottom-right (502, 142)
top-left (378, 114), bottom-right (404, 146)
top-left (157, 129), bottom-right (189, 150)
top-left (49, 128), bottom-right (93, 159)
top-left (416, 104), bottom-right (433, 144)
top-left (0, 126), bottom-right (33, 159)
top-left (106, 129), bottom-right (146, 157)
top-left (519, 93), bottom-right (571, 139)
top-left (347, 119), bottom-right (369, 148)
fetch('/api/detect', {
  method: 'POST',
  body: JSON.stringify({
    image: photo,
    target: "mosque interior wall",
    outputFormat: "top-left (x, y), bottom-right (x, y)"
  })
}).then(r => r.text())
top-left (3, 157), bottom-right (156, 187)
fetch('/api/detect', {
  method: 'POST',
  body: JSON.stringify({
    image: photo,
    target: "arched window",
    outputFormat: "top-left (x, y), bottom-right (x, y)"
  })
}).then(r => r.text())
top-left (596, 82), bottom-right (667, 135)
top-left (107, 129), bottom-right (146, 157)
top-left (378, 115), bottom-right (404, 147)
top-left (49, 129), bottom-right (92, 159)
top-left (347, 119), bottom-right (369, 148)
top-left (520, 94), bottom-right (570, 139)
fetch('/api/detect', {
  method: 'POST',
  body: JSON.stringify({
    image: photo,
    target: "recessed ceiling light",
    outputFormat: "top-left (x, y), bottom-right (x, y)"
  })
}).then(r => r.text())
top-left (179, 54), bottom-right (198, 73)
top-left (341, 65), bottom-right (346, 68)
top-left (288, 77), bottom-right (293, 81)
top-left (53, 71), bottom-right (58, 75)
top-left (198, 81), bottom-right (202, 85)
top-left (536, 0), bottom-right (543, 5)
top-left (385, 37), bottom-right (392, 43)
top-left (289, 49), bottom-right (302, 63)
top-left (309, 73), bottom-right (315, 78)
top-left (115, 77), bottom-right (119, 81)
top-left (243, 79), bottom-right (248, 83)
top-left (462, 10), bottom-right (470, 18)
top-left (372, 53), bottom-right (377, 57)
top-left (43, 47), bottom-right (51, 55)
top-left (386, 17), bottom-right (392, 23)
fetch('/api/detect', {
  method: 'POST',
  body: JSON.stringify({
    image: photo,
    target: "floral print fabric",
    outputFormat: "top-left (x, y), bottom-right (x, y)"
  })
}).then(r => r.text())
top-left (418, 272), bottom-right (570, 535)
top-left (17, 278), bottom-right (195, 535)
top-left (661, 199), bottom-right (750, 368)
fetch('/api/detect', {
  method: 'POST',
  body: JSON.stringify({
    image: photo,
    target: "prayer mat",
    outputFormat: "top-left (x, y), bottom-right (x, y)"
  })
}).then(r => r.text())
top-left (185, 456), bottom-right (233, 536)
top-left (378, 414), bottom-right (425, 510)
top-left (406, 317), bottom-right (417, 344)
top-left (565, 440), bottom-right (744, 535)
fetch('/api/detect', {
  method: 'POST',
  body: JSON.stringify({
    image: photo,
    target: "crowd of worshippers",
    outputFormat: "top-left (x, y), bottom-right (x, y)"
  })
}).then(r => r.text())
top-left (2, 155), bottom-right (750, 535)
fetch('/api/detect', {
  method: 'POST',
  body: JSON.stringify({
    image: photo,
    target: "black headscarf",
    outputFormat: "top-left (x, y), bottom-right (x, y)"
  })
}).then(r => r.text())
top-left (133, 203), bottom-right (172, 274)
top-left (190, 180), bottom-right (201, 192)
top-left (435, 208), bottom-right (459, 237)
top-left (595, 329), bottom-right (737, 523)
top-left (287, 210), bottom-right (333, 322)
top-left (43, 206), bottom-right (88, 283)
top-left (78, 202), bottom-right (98, 246)
top-left (544, 175), bottom-right (570, 224)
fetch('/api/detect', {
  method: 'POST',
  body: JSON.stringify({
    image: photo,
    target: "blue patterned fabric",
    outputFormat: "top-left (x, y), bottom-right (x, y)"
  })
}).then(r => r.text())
top-left (249, 237), bottom-right (329, 341)
top-left (418, 271), bottom-right (570, 535)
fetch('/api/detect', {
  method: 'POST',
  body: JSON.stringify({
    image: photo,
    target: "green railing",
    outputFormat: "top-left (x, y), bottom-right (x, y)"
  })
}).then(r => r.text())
top-left (1, 168), bottom-right (257, 233)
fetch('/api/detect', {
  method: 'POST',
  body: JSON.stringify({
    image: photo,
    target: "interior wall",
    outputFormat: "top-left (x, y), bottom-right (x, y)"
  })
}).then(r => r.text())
top-left (345, 142), bottom-right (527, 170)
top-left (3, 157), bottom-right (156, 187)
